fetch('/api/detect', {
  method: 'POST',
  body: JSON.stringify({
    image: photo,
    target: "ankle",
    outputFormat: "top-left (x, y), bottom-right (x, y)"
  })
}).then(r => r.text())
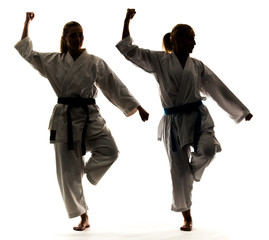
top-left (182, 209), bottom-right (192, 221)
top-left (81, 212), bottom-right (88, 220)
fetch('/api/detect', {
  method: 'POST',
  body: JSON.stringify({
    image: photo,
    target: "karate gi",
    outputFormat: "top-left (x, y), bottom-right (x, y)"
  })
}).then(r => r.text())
top-left (116, 36), bottom-right (250, 212)
top-left (15, 36), bottom-right (140, 218)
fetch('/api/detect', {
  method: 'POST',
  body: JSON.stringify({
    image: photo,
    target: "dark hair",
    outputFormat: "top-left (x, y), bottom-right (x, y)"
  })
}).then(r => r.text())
top-left (60, 21), bottom-right (82, 54)
top-left (163, 24), bottom-right (194, 53)
top-left (171, 24), bottom-right (193, 37)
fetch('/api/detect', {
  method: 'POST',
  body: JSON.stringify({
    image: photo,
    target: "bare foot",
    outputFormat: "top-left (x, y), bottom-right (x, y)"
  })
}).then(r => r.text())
top-left (180, 209), bottom-right (192, 231)
top-left (180, 220), bottom-right (192, 231)
top-left (73, 212), bottom-right (90, 231)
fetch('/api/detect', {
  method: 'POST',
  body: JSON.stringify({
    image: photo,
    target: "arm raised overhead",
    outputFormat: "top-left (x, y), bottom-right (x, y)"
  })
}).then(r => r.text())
top-left (21, 12), bottom-right (35, 40)
top-left (122, 9), bottom-right (136, 40)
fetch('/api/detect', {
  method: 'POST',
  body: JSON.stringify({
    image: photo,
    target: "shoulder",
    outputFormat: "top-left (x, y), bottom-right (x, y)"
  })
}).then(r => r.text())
top-left (84, 53), bottom-right (111, 74)
top-left (190, 57), bottom-right (206, 72)
top-left (31, 51), bottom-right (63, 65)
top-left (153, 50), bottom-right (172, 64)
top-left (83, 51), bottom-right (104, 64)
top-left (190, 57), bottom-right (203, 66)
top-left (76, 51), bottom-right (106, 71)
top-left (190, 58), bottom-right (217, 78)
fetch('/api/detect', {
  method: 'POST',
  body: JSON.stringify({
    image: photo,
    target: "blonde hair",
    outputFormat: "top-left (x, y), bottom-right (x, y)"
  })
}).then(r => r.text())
top-left (163, 24), bottom-right (194, 53)
top-left (162, 32), bottom-right (172, 53)
top-left (60, 21), bottom-right (82, 54)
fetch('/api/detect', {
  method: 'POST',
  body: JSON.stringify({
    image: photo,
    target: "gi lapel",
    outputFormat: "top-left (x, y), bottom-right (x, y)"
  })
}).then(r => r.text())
top-left (61, 50), bottom-right (88, 96)
top-left (176, 56), bottom-right (192, 104)
top-left (170, 53), bottom-right (192, 104)
top-left (172, 52), bottom-right (183, 89)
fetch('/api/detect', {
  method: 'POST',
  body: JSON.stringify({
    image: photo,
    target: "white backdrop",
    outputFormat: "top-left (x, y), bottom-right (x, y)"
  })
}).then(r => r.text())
top-left (1, 0), bottom-right (268, 239)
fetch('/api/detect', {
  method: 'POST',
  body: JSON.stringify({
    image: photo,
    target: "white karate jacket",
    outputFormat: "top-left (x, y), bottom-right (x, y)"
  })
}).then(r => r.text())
top-left (15, 37), bottom-right (140, 142)
top-left (116, 36), bottom-right (250, 148)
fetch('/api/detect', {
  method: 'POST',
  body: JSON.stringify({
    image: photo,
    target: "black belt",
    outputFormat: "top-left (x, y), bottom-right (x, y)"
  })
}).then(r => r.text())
top-left (164, 101), bottom-right (202, 152)
top-left (57, 97), bottom-right (96, 156)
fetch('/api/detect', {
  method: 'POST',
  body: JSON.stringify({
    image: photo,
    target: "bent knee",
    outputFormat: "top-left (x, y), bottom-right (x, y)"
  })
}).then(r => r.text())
top-left (110, 149), bottom-right (119, 162)
top-left (199, 144), bottom-right (217, 158)
top-left (101, 146), bottom-right (119, 162)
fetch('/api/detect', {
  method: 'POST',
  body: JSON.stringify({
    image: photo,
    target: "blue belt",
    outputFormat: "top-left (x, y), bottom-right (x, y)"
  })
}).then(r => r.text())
top-left (164, 101), bottom-right (202, 152)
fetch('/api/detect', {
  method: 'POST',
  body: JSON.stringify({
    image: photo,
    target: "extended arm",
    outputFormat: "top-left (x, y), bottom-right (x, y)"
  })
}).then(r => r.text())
top-left (122, 9), bottom-right (136, 40)
top-left (201, 64), bottom-right (253, 123)
top-left (21, 12), bottom-right (35, 40)
top-left (96, 60), bottom-right (149, 122)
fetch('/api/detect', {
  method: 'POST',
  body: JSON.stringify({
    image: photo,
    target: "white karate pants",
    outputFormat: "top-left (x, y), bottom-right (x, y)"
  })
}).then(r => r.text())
top-left (164, 133), bottom-right (221, 212)
top-left (54, 127), bottom-right (118, 218)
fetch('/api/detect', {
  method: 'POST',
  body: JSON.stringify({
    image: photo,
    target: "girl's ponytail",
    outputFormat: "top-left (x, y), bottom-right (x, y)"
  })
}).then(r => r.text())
top-left (162, 32), bottom-right (172, 53)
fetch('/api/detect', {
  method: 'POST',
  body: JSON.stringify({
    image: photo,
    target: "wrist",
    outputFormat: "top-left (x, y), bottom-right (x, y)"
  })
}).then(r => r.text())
top-left (124, 18), bottom-right (131, 23)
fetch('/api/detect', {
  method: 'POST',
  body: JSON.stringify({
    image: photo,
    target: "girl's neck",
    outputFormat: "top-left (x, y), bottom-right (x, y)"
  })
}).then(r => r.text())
top-left (69, 49), bottom-right (84, 61)
top-left (175, 52), bottom-right (189, 69)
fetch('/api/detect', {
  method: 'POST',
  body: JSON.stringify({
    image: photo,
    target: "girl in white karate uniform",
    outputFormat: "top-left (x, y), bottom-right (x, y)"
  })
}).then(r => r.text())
top-left (15, 12), bottom-right (149, 231)
top-left (117, 9), bottom-right (253, 231)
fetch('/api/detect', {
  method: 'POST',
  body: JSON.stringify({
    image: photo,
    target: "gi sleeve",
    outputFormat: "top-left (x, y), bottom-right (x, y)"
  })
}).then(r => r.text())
top-left (201, 64), bottom-right (250, 123)
top-left (14, 37), bottom-right (53, 78)
top-left (96, 59), bottom-right (140, 117)
top-left (116, 36), bottom-right (158, 73)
